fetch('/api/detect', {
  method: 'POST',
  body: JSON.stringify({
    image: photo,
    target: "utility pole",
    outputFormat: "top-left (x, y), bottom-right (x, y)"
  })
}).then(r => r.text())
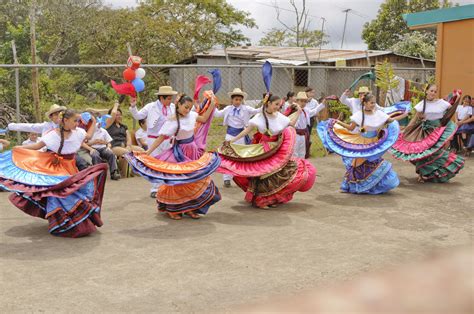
top-left (341, 9), bottom-right (351, 49)
top-left (318, 17), bottom-right (326, 61)
top-left (30, 0), bottom-right (41, 122)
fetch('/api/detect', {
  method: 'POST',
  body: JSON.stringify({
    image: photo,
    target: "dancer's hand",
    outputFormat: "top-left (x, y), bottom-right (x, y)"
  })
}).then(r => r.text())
top-left (344, 89), bottom-right (351, 96)
top-left (130, 97), bottom-right (137, 107)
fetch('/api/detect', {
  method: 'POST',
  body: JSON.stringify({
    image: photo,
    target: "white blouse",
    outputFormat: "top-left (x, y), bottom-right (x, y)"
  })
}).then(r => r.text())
top-left (414, 99), bottom-right (451, 121)
top-left (249, 112), bottom-right (290, 135)
top-left (351, 110), bottom-right (390, 132)
top-left (41, 128), bottom-right (87, 154)
top-left (456, 105), bottom-right (472, 121)
top-left (159, 111), bottom-right (198, 140)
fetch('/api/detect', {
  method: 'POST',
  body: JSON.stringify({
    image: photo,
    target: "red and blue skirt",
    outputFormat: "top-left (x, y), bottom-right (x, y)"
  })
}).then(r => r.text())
top-left (0, 148), bottom-right (107, 237)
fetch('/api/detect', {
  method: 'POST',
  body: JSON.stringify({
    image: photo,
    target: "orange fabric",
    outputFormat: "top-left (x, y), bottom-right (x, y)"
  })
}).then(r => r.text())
top-left (157, 177), bottom-right (211, 204)
top-left (133, 151), bottom-right (213, 174)
top-left (12, 148), bottom-right (78, 176)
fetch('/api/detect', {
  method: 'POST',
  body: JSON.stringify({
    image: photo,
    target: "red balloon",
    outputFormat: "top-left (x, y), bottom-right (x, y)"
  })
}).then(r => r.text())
top-left (123, 68), bottom-right (136, 81)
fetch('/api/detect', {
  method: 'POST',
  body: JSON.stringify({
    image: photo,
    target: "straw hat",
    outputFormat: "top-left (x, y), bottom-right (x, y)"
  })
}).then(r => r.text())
top-left (155, 86), bottom-right (178, 96)
top-left (45, 104), bottom-right (67, 119)
top-left (228, 88), bottom-right (248, 99)
top-left (296, 91), bottom-right (308, 100)
top-left (357, 86), bottom-right (370, 94)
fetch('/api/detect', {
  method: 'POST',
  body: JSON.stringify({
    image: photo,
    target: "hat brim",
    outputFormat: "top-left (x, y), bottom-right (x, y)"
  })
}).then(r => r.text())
top-left (154, 91), bottom-right (178, 96)
top-left (86, 108), bottom-right (110, 115)
top-left (228, 92), bottom-right (247, 99)
top-left (45, 106), bottom-right (66, 119)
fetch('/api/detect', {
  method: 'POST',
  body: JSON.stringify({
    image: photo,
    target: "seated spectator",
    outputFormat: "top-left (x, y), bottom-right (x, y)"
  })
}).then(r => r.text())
top-left (106, 104), bottom-right (143, 177)
top-left (22, 132), bottom-right (40, 146)
top-left (135, 119), bottom-right (148, 150)
top-left (82, 115), bottom-right (121, 180)
top-left (453, 95), bottom-right (473, 153)
top-left (75, 112), bottom-right (96, 170)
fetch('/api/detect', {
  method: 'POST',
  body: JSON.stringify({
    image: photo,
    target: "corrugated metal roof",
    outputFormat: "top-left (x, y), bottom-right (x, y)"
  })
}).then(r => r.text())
top-left (195, 46), bottom-right (433, 63)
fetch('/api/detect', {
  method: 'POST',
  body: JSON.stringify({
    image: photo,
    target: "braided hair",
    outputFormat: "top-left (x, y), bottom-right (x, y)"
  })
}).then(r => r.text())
top-left (57, 109), bottom-right (76, 155)
top-left (175, 95), bottom-right (193, 137)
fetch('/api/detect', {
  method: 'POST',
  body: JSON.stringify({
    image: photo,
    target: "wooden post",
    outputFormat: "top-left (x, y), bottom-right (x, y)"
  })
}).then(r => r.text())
top-left (11, 41), bottom-right (21, 142)
top-left (29, 0), bottom-right (41, 122)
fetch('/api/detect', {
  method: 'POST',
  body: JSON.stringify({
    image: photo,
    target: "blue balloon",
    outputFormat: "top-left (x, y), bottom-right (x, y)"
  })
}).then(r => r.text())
top-left (132, 78), bottom-right (145, 92)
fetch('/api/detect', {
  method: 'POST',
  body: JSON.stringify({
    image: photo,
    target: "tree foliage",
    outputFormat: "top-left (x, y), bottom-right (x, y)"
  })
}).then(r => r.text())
top-left (362, 0), bottom-right (453, 54)
top-left (0, 0), bottom-right (255, 121)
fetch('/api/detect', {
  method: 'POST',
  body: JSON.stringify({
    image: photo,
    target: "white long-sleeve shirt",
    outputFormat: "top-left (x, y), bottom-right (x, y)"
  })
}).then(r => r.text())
top-left (295, 104), bottom-right (325, 129)
top-left (340, 93), bottom-right (382, 113)
top-left (129, 100), bottom-right (175, 137)
top-left (214, 104), bottom-right (260, 128)
top-left (8, 121), bottom-right (58, 136)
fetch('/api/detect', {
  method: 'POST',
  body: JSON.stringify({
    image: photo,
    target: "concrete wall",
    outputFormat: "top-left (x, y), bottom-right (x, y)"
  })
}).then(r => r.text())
top-left (435, 19), bottom-right (474, 97)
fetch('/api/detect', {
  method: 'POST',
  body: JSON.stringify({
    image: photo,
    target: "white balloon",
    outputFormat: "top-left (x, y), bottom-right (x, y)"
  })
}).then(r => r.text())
top-left (135, 68), bottom-right (146, 79)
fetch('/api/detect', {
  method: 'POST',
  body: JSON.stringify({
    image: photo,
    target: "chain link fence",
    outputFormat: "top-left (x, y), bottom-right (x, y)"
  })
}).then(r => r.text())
top-left (0, 64), bottom-right (434, 155)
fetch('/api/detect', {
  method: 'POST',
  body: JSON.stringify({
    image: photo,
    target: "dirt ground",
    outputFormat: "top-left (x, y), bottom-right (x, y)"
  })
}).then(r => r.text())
top-left (0, 154), bottom-right (472, 313)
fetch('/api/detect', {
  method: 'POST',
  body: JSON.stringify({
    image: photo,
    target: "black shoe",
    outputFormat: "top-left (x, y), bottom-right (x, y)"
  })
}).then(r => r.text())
top-left (111, 170), bottom-right (121, 180)
top-left (224, 180), bottom-right (231, 188)
top-left (150, 192), bottom-right (157, 198)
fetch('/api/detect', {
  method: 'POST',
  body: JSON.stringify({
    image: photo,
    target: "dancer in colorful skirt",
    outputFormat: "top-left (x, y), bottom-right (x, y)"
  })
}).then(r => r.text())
top-left (125, 94), bottom-right (221, 220)
top-left (318, 93), bottom-right (401, 194)
top-left (0, 109), bottom-right (108, 237)
top-left (390, 84), bottom-right (465, 183)
top-left (218, 94), bottom-right (317, 209)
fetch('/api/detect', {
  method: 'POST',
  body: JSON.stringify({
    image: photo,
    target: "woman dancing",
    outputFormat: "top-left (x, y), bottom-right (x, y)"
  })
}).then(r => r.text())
top-left (218, 94), bottom-right (316, 209)
top-left (125, 94), bottom-right (221, 220)
top-left (318, 93), bottom-right (401, 194)
top-left (0, 109), bottom-right (108, 237)
top-left (390, 84), bottom-right (465, 183)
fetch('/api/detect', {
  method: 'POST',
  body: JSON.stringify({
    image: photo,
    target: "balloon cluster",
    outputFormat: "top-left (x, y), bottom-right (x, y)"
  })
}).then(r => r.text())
top-left (111, 55), bottom-right (146, 97)
top-left (123, 56), bottom-right (146, 92)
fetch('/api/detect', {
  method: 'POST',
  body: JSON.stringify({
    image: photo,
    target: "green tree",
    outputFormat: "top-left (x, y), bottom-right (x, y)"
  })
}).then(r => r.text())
top-left (259, 28), bottom-right (288, 46)
top-left (0, 0), bottom-right (256, 122)
top-left (362, 0), bottom-right (452, 51)
top-left (391, 31), bottom-right (436, 59)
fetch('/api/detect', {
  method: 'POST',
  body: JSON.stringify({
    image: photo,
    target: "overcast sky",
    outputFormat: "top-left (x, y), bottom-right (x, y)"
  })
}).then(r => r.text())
top-left (104, 0), bottom-right (471, 50)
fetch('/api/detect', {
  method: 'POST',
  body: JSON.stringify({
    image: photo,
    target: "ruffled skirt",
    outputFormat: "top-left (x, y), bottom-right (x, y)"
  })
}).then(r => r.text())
top-left (218, 128), bottom-right (316, 208)
top-left (390, 120), bottom-right (464, 183)
top-left (341, 157), bottom-right (399, 194)
top-left (125, 150), bottom-right (221, 214)
top-left (0, 148), bottom-right (107, 237)
top-left (317, 119), bottom-right (400, 194)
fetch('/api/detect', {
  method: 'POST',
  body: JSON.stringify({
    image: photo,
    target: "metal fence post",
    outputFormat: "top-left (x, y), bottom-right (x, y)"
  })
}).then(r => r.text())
top-left (11, 41), bottom-right (21, 143)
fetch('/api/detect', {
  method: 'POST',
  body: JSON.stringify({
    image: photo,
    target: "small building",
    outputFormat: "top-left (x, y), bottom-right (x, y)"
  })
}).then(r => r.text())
top-left (171, 47), bottom-right (434, 102)
top-left (404, 4), bottom-right (474, 97)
